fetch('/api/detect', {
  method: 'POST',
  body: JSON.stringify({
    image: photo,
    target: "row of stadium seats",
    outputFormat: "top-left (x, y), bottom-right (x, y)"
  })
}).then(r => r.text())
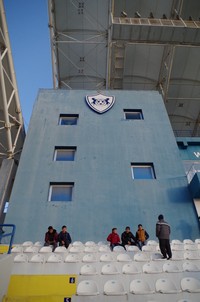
top-left (76, 277), bottom-right (200, 295)
top-left (12, 248), bottom-right (200, 261)
top-left (13, 253), bottom-right (200, 273)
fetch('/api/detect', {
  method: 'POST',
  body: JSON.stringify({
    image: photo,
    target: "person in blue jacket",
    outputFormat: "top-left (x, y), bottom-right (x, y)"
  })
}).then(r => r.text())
top-left (58, 225), bottom-right (72, 248)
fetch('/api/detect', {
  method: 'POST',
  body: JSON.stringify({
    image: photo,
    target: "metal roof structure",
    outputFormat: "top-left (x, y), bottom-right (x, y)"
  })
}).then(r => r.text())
top-left (0, 0), bottom-right (25, 166)
top-left (48, 0), bottom-right (200, 137)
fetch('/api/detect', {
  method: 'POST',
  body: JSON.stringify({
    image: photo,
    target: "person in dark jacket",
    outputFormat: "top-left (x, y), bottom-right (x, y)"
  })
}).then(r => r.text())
top-left (44, 226), bottom-right (58, 251)
top-left (136, 224), bottom-right (149, 250)
top-left (156, 214), bottom-right (172, 259)
top-left (58, 225), bottom-right (72, 248)
top-left (121, 226), bottom-right (138, 247)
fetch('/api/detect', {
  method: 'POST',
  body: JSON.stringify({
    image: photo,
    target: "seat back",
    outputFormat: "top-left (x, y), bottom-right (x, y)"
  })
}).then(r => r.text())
top-left (155, 278), bottom-right (180, 293)
top-left (77, 280), bottom-right (99, 296)
top-left (130, 279), bottom-right (154, 294)
top-left (181, 277), bottom-right (200, 293)
top-left (104, 279), bottom-right (126, 295)
top-left (101, 263), bottom-right (119, 275)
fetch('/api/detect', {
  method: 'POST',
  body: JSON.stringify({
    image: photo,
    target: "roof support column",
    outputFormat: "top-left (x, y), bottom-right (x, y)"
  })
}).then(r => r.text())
top-left (0, 51), bottom-right (12, 156)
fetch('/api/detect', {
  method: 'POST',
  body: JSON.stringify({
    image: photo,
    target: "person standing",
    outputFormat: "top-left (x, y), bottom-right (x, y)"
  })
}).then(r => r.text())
top-left (58, 225), bottom-right (72, 248)
top-left (156, 214), bottom-right (172, 259)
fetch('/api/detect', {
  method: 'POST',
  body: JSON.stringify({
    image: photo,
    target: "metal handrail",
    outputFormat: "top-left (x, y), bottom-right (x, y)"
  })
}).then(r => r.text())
top-left (0, 224), bottom-right (16, 254)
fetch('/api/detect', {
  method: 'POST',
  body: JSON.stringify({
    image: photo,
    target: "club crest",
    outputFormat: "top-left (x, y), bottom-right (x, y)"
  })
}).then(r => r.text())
top-left (86, 94), bottom-right (115, 114)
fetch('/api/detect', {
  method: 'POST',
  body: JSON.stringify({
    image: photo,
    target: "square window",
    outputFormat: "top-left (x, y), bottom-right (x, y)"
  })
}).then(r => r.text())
top-left (124, 109), bottom-right (143, 120)
top-left (131, 163), bottom-right (156, 179)
top-left (54, 147), bottom-right (76, 161)
top-left (49, 183), bottom-right (74, 202)
top-left (59, 114), bottom-right (79, 125)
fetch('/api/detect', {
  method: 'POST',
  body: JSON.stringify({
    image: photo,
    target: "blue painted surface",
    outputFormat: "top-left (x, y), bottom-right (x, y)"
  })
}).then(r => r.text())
top-left (189, 172), bottom-right (200, 198)
top-left (177, 138), bottom-right (200, 160)
top-left (5, 90), bottom-right (200, 243)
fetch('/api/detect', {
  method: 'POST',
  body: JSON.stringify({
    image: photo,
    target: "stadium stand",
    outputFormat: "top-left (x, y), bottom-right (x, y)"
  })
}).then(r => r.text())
top-left (1, 239), bottom-right (200, 301)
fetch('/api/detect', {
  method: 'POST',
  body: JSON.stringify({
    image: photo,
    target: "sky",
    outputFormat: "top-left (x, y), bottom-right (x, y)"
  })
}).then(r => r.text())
top-left (4, 0), bottom-right (52, 129)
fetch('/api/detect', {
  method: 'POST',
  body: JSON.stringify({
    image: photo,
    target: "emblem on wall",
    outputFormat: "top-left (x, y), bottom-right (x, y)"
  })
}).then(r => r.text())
top-left (86, 93), bottom-right (115, 114)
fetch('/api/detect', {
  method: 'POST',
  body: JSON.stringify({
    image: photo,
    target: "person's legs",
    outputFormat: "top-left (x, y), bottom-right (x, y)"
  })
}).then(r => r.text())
top-left (137, 241), bottom-right (142, 250)
top-left (165, 240), bottom-right (172, 259)
top-left (159, 239), bottom-right (167, 258)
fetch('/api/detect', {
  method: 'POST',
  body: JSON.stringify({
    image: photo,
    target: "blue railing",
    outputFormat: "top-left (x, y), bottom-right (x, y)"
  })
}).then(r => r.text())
top-left (0, 224), bottom-right (16, 254)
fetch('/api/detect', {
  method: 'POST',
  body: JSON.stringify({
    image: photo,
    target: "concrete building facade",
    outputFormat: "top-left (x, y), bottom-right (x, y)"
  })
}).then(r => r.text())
top-left (5, 89), bottom-right (199, 243)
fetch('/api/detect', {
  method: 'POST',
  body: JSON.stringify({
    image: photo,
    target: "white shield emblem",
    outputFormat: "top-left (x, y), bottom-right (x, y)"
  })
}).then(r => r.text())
top-left (86, 94), bottom-right (115, 114)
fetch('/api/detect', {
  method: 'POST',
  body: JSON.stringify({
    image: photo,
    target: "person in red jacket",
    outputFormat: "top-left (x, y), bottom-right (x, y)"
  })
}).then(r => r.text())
top-left (107, 227), bottom-right (124, 251)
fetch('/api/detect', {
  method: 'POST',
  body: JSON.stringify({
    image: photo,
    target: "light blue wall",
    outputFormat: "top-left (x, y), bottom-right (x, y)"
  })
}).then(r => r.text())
top-left (5, 90), bottom-right (200, 243)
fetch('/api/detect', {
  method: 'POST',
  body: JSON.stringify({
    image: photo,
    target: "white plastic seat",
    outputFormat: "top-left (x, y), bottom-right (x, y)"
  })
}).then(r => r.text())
top-left (97, 241), bottom-right (107, 246)
top-left (24, 246), bottom-right (39, 253)
top-left (11, 246), bottom-right (24, 253)
top-left (117, 253), bottom-right (132, 262)
top-left (147, 240), bottom-right (158, 246)
top-left (77, 280), bottom-right (99, 296)
top-left (104, 280), bottom-right (127, 295)
top-left (195, 238), bottom-right (200, 244)
top-left (134, 252), bottom-right (151, 262)
top-left (98, 245), bottom-right (110, 252)
top-left (122, 263), bottom-right (141, 274)
top-left (142, 245), bottom-right (156, 252)
top-left (181, 277), bottom-right (200, 292)
top-left (54, 246), bottom-right (68, 253)
top-left (69, 246), bottom-right (84, 253)
top-left (82, 253), bottom-right (97, 262)
top-left (34, 241), bottom-right (43, 247)
top-left (85, 241), bottom-right (96, 247)
top-left (151, 252), bottom-right (164, 260)
top-left (80, 264), bottom-right (97, 275)
top-left (101, 263), bottom-right (119, 275)
top-left (183, 261), bottom-right (200, 272)
top-left (39, 246), bottom-right (52, 253)
top-left (126, 245), bottom-right (140, 252)
top-left (130, 279), bottom-right (154, 294)
top-left (143, 262), bottom-right (162, 273)
top-left (65, 253), bottom-right (80, 263)
top-left (73, 241), bottom-right (84, 247)
top-left (22, 241), bottom-right (33, 247)
top-left (155, 278), bottom-right (180, 293)
top-left (14, 254), bottom-right (28, 263)
top-left (171, 251), bottom-right (184, 260)
top-left (171, 239), bottom-right (183, 245)
top-left (113, 245), bottom-right (125, 252)
top-left (184, 251), bottom-right (200, 260)
top-left (184, 244), bottom-right (198, 251)
top-left (183, 239), bottom-right (194, 245)
top-left (100, 253), bottom-right (114, 262)
top-left (171, 244), bottom-right (185, 251)
top-left (163, 262), bottom-right (181, 273)
top-left (46, 254), bottom-right (63, 263)
top-left (29, 254), bottom-right (45, 263)
top-left (84, 246), bottom-right (98, 253)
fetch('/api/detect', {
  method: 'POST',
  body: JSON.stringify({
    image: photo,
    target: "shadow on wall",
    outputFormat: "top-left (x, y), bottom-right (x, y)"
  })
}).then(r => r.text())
top-left (167, 185), bottom-right (192, 205)
top-left (175, 219), bottom-right (193, 239)
top-left (166, 185), bottom-right (198, 238)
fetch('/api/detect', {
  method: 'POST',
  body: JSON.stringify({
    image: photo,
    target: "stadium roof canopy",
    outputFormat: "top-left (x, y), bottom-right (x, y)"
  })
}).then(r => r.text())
top-left (48, 0), bottom-right (200, 137)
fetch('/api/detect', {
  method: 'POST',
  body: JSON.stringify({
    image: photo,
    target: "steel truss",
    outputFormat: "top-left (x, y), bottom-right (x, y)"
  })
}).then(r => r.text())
top-left (48, 0), bottom-right (200, 137)
top-left (0, 0), bottom-right (25, 163)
